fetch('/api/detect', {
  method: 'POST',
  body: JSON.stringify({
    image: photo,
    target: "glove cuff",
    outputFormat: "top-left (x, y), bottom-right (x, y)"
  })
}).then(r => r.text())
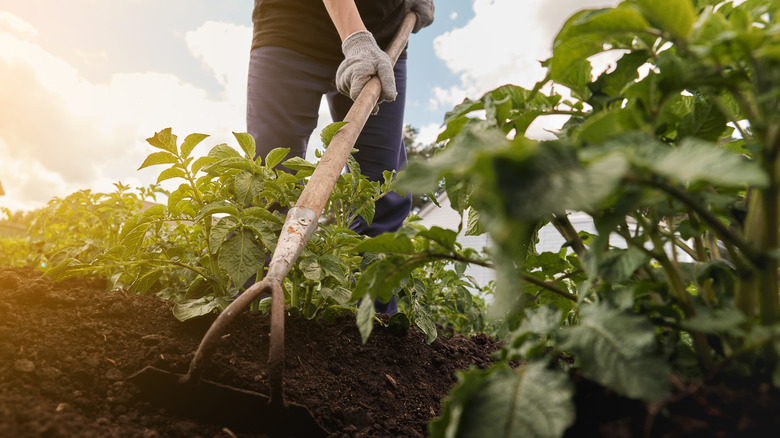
top-left (341, 30), bottom-right (378, 56)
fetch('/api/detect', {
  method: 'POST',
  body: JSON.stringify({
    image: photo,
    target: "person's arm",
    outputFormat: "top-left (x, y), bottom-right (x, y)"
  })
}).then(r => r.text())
top-left (322, 0), bottom-right (366, 42)
top-left (325, 0), bottom-right (397, 106)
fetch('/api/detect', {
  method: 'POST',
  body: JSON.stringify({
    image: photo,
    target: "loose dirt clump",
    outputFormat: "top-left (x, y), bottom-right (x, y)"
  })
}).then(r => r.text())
top-left (0, 266), bottom-right (500, 437)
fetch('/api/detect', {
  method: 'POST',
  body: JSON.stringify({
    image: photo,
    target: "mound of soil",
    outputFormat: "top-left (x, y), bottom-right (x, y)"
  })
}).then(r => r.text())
top-left (0, 267), bottom-right (500, 437)
top-left (3, 266), bottom-right (780, 437)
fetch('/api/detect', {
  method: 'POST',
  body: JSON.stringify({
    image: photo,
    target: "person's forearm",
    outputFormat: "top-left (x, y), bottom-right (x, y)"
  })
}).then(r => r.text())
top-left (322, 0), bottom-right (366, 41)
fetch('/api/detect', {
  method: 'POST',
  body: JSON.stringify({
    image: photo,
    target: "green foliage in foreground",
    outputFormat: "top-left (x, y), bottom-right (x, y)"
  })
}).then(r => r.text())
top-left (398, 0), bottom-right (780, 436)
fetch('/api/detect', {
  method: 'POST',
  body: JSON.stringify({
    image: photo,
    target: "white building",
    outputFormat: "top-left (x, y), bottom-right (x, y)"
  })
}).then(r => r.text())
top-left (415, 193), bottom-right (627, 288)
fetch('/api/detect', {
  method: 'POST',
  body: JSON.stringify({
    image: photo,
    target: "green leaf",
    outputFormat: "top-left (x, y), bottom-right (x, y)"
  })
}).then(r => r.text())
top-left (682, 308), bottom-right (747, 334)
top-left (582, 246), bottom-right (649, 284)
top-left (551, 6), bottom-right (650, 88)
top-left (321, 286), bottom-right (352, 305)
top-left (318, 254), bottom-right (349, 282)
top-left (465, 208), bottom-right (486, 236)
top-left (576, 108), bottom-right (643, 144)
top-left (173, 297), bottom-right (222, 321)
top-left (194, 201), bottom-right (240, 223)
top-left (355, 200), bottom-right (376, 227)
top-left (638, 138), bottom-right (768, 187)
top-left (412, 301), bottom-right (438, 344)
top-left (131, 270), bottom-right (162, 295)
top-left (590, 49), bottom-right (651, 97)
top-left (438, 116), bottom-right (470, 143)
top-left (633, 0), bottom-right (696, 39)
top-left (208, 143), bottom-right (242, 160)
top-left (418, 226), bottom-right (459, 250)
top-left (219, 230), bottom-right (265, 288)
top-left (265, 147), bottom-right (290, 169)
top-left (242, 217), bottom-right (277, 250)
top-left (353, 254), bottom-right (418, 304)
top-left (517, 306), bottom-right (564, 337)
top-left (146, 128), bottom-right (178, 154)
top-left (504, 306), bottom-right (564, 360)
top-left (233, 132), bottom-right (256, 157)
top-left (321, 121), bottom-right (349, 147)
top-left (399, 123), bottom-right (512, 195)
top-left (204, 156), bottom-right (256, 173)
top-left (44, 258), bottom-right (83, 281)
top-left (156, 167), bottom-right (187, 184)
top-left (191, 156), bottom-right (215, 174)
top-left (166, 185), bottom-right (187, 213)
top-left (140, 203), bottom-right (167, 221)
top-left (353, 233), bottom-right (415, 254)
top-left (180, 133), bottom-right (209, 159)
top-left (430, 362), bottom-right (575, 438)
top-left (493, 143), bottom-right (628, 220)
top-left (209, 216), bottom-right (239, 254)
top-left (388, 312), bottom-right (411, 336)
top-left (234, 171), bottom-right (263, 205)
top-left (118, 205), bottom-right (164, 257)
top-left (138, 151), bottom-right (179, 170)
top-left (299, 257), bottom-right (323, 282)
top-left (678, 96), bottom-right (729, 141)
top-left (282, 156), bottom-right (317, 173)
top-left (185, 277), bottom-right (211, 300)
top-left (242, 206), bottom-right (284, 225)
top-left (119, 222), bottom-right (152, 257)
top-left (560, 304), bottom-right (671, 403)
top-left (357, 297), bottom-right (376, 343)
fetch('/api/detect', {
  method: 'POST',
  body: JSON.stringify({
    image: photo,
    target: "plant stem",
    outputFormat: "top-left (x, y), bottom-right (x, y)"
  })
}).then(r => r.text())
top-left (643, 178), bottom-right (762, 265)
top-left (520, 272), bottom-right (578, 302)
top-left (647, 224), bottom-right (715, 369)
top-left (290, 275), bottom-right (300, 308)
top-left (388, 251), bottom-right (578, 303)
top-left (303, 283), bottom-right (313, 317)
top-left (757, 167), bottom-right (780, 323)
top-left (687, 208), bottom-right (707, 261)
top-left (551, 213), bottom-right (586, 257)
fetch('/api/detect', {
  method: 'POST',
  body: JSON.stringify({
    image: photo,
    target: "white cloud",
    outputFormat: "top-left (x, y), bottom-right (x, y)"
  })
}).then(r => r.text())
top-left (0, 15), bottom-right (255, 212)
top-left (417, 123), bottom-right (444, 146)
top-left (429, 84), bottom-right (474, 112)
top-left (0, 11), bottom-right (37, 37)
top-left (185, 21), bottom-right (251, 104)
top-left (431, 0), bottom-right (621, 112)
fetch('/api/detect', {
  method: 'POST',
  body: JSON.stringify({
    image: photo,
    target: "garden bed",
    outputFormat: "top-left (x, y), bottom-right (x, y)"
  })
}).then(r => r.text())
top-left (0, 266), bottom-right (500, 437)
top-left (2, 266), bottom-right (780, 437)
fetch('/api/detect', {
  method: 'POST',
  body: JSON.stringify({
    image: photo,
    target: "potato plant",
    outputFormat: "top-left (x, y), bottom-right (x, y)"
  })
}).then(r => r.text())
top-left (46, 128), bottom-right (366, 319)
top-left (0, 184), bottom-right (144, 269)
top-left (377, 0), bottom-right (780, 436)
top-left (39, 127), bottom-right (492, 345)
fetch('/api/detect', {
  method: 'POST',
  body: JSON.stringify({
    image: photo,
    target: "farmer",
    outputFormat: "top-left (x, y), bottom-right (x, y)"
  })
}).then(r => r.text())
top-left (247, 0), bottom-right (435, 314)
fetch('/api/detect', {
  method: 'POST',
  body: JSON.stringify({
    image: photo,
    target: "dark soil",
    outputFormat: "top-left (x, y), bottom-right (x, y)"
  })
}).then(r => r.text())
top-left (2, 266), bottom-right (780, 438)
top-left (0, 267), bottom-right (499, 437)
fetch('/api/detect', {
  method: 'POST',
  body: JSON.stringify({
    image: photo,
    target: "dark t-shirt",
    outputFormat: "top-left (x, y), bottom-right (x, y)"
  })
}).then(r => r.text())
top-left (252, 0), bottom-right (407, 66)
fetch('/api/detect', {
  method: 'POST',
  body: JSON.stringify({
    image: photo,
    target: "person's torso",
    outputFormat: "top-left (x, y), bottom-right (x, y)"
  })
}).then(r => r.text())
top-left (252, 0), bottom-right (406, 65)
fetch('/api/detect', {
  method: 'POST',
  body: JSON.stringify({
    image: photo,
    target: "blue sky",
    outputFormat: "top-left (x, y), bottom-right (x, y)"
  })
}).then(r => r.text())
top-left (0, 0), bottom-right (620, 211)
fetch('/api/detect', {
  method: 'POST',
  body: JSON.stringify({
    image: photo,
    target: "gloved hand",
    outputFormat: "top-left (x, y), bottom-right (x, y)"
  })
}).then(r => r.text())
top-left (406, 0), bottom-right (434, 33)
top-left (336, 30), bottom-right (397, 108)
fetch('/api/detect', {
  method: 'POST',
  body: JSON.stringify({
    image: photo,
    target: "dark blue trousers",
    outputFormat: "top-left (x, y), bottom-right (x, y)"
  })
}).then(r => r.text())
top-left (246, 46), bottom-right (410, 314)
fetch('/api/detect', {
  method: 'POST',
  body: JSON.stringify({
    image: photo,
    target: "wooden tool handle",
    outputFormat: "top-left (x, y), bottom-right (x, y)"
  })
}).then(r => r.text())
top-left (296, 12), bottom-right (416, 213)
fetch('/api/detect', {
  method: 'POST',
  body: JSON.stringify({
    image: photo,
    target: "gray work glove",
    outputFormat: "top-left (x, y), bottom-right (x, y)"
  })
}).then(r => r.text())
top-left (406, 0), bottom-right (434, 33)
top-left (336, 30), bottom-right (397, 108)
